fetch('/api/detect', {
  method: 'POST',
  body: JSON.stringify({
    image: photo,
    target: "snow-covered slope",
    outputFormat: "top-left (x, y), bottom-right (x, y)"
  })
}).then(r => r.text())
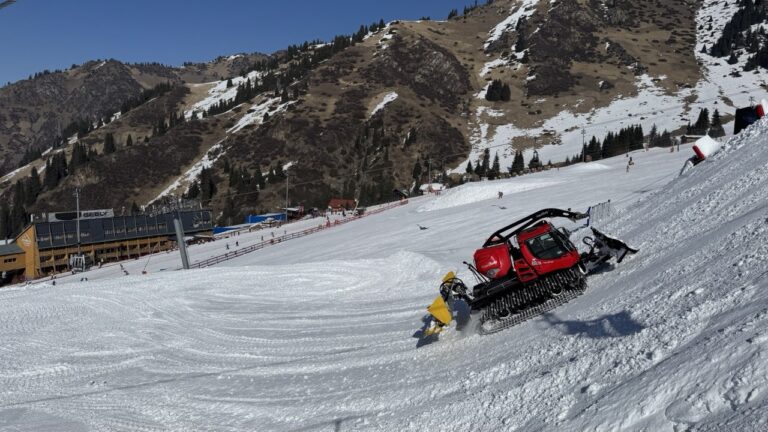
top-left (1, 119), bottom-right (767, 430)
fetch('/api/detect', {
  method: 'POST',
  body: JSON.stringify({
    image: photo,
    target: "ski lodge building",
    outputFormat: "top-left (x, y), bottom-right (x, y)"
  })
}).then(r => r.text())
top-left (0, 209), bottom-right (213, 282)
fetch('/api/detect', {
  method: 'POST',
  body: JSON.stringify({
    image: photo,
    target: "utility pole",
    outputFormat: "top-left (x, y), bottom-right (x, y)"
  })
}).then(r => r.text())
top-left (73, 188), bottom-right (81, 255)
top-left (174, 197), bottom-right (190, 270)
top-left (285, 171), bottom-right (289, 224)
top-left (441, 157), bottom-right (446, 182)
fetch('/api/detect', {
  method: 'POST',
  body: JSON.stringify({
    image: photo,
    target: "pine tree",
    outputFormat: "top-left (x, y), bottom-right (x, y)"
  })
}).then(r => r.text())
top-left (104, 132), bottom-right (116, 154)
top-left (69, 143), bottom-right (89, 172)
top-left (254, 165), bottom-right (265, 189)
top-left (659, 130), bottom-right (673, 147)
top-left (0, 201), bottom-right (10, 240)
top-left (480, 148), bottom-right (490, 177)
top-left (500, 84), bottom-right (511, 102)
top-left (229, 167), bottom-right (240, 189)
top-left (185, 181), bottom-right (200, 199)
top-left (485, 80), bottom-right (506, 102)
top-left (412, 159), bottom-right (422, 181)
top-left (200, 168), bottom-right (217, 202)
top-left (126, 134), bottom-right (133, 147)
top-left (709, 109), bottom-right (726, 138)
top-left (489, 152), bottom-right (501, 180)
top-left (516, 150), bottom-right (525, 173)
top-left (466, 160), bottom-right (474, 175)
top-left (26, 167), bottom-right (41, 206)
top-left (43, 153), bottom-right (67, 190)
top-left (274, 162), bottom-right (285, 179)
top-left (649, 124), bottom-right (659, 147)
top-left (690, 108), bottom-right (711, 135)
top-left (587, 136), bottom-right (601, 161)
top-left (509, 150), bottom-right (525, 174)
top-left (10, 181), bottom-right (27, 236)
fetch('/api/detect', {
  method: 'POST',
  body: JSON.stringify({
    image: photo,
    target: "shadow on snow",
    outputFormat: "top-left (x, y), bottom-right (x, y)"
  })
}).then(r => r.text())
top-left (542, 310), bottom-right (644, 339)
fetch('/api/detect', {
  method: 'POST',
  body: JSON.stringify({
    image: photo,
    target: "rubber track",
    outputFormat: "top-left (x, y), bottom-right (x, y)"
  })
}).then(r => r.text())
top-left (478, 269), bottom-right (587, 335)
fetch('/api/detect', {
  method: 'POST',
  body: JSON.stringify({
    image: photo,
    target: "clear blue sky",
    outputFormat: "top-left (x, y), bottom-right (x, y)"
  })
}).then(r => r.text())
top-left (0, 0), bottom-right (477, 85)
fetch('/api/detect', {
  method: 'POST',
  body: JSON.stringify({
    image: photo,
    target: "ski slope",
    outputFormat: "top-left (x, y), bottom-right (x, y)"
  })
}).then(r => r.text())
top-left (1, 123), bottom-right (768, 430)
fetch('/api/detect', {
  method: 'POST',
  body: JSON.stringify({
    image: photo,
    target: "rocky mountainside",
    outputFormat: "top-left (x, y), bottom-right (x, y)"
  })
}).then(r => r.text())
top-left (1, 0), bottom-right (766, 235)
top-left (0, 53), bottom-right (267, 174)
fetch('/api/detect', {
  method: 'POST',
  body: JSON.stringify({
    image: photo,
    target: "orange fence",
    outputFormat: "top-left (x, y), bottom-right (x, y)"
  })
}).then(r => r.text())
top-left (191, 200), bottom-right (408, 269)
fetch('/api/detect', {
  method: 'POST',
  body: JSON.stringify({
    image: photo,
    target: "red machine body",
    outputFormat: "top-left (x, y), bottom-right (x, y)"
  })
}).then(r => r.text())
top-left (473, 220), bottom-right (580, 283)
top-left (473, 244), bottom-right (512, 280)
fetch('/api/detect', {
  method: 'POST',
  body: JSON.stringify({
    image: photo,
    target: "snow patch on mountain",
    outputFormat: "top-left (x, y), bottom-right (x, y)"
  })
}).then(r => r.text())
top-left (370, 92), bottom-right (399, 118)
top-left (480, 58), bottom-right (508, 76)
top-left (485, 0), bottom-right (540, 49)
top-left (150, 139), bottom-right (226, 203)
top-left (185, 70), bottom-right (262, 119)
top-left (228, 97), bottom-right (290, 134)
top-left (462, 74), bottom-right (698, 173)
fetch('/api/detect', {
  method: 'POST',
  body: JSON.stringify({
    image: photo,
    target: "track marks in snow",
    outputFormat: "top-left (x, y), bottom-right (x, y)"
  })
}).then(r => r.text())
top-left (0, 251), bottom-right (447, 430)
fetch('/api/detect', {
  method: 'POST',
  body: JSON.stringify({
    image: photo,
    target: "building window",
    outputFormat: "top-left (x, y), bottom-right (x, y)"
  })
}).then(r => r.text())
top-left (3, 258), bottom-right (16, 263)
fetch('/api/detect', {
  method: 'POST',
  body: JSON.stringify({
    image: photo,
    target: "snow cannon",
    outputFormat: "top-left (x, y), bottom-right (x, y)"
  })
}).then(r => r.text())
top-left (734, 100), bottom-right (768, 135)
top-left (423, 208), bottom-right (638, 337)
top-left (691, 135), bottom-right (722, 164)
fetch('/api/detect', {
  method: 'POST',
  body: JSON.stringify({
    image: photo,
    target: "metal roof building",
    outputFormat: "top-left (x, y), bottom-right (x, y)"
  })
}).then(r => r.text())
top-left (2, 209), bottom-right (212, 284)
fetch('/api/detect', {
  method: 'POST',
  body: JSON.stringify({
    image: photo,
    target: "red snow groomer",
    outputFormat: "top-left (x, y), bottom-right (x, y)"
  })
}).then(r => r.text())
top-left (425, 209), bottom-right (637, 336)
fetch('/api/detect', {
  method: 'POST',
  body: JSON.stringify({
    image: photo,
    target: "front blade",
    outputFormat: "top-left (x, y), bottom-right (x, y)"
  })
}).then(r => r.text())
top-left (427, 295), bottom-right (453, 327)
top-left (591, 228), bottom-right (639, 263)
top-left (442, 271), bottom-right (456, 283)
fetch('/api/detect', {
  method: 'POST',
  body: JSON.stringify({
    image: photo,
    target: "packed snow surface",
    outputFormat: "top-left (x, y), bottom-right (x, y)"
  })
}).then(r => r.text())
top-left (2, 117), bottom-right (768, 431)
top-left (417, 178), bottom-right (561, 212)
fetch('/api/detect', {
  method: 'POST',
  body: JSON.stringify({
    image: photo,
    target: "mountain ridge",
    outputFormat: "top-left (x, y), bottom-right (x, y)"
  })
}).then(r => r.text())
top-left (1, 0), bottom-right (767, 237)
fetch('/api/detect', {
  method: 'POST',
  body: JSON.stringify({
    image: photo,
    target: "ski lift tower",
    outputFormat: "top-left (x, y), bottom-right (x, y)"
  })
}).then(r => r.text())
top-left (74, 188), bottom-right (81, 255)
top-left (69, 187), bottom-right (92, 272)
top-left (173, 197), bottom-right (191, 270)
